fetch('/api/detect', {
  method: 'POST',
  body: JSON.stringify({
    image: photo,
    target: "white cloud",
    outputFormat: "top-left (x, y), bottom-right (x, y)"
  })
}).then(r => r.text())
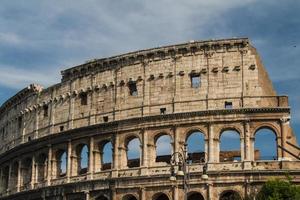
top-left (0, 65), bottom-right (59, 89)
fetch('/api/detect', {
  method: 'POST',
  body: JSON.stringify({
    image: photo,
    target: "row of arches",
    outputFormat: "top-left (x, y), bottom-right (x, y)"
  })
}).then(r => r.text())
top-left (55, 127), bottom-right (277, 176)
top-left (94, 190), bottom-right (241, 200)
top-left (0, 127), bottom-right (278, 193)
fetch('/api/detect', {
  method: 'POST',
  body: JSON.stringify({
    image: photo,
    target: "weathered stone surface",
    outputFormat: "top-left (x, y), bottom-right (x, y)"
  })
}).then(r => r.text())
top-left (0, 38), bottom-right (299, 200)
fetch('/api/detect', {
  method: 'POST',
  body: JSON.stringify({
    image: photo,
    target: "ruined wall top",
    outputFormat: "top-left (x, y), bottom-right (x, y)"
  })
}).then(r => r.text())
top-left (61, 38), bottom-right (249, 82)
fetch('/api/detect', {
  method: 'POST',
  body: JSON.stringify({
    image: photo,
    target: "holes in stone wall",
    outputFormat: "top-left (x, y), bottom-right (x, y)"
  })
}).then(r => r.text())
top-left (225, 101), bottom-right (233, 109)
top-left (126, 138), bottom-right (141, 168)
top-left (101, 141), bottom-right (113, 170)
top-left (160, 108), bottom-right (166, 115)
top-left (80, 92), bottom-right (88, 105)
top-left (254, 128), bottom-right (277, 160)
top-left (186, 131), bottom-right (206, 163)
top-left (219, 130), bottom-right (241, 162)
top-left (155, 135), bottom-right (172, 164)
top-left (128, 81), bottom-right (138, 96)
top-left (103, 116), bottom-right (109, 122)
top-left (43, 105), bottom-right (49, 117)
top-left (77, 144), bottom-right (89, 174)
top-left (57, 151), bottom-right (67, 177)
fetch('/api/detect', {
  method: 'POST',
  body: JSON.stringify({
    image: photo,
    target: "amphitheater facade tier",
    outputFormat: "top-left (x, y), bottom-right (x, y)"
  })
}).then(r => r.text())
top-left (0, 38), bottom-right (299, 200)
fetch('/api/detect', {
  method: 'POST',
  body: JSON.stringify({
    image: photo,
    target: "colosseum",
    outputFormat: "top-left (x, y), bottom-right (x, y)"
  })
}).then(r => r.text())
top-left (0, 38), bottom-right (299, 200)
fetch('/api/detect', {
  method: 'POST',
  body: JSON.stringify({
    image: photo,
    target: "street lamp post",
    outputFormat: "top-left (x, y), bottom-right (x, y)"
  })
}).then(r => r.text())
top-left (169, 143), bottom-right (189, 200)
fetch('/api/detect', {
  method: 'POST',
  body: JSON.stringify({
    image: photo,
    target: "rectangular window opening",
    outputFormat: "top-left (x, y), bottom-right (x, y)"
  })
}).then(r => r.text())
top-left (60, 126), bottom-right (64, 132)
top-left (103, 116), bottom-right (109, 122)
top-left (225, 101), bottom-right (233, 109)
top-left (128, 82), bottom-right (138, 96)
top-left (80, 93), bottom-right (88, 105)
top-left (191, 74), bottom-right (201, 88)
top-left (43, 105), bottom-right (49, 117)
top-left (160, 108), bottom-right (166, 115)
top-left (18, 116), bottom-right (22, 129)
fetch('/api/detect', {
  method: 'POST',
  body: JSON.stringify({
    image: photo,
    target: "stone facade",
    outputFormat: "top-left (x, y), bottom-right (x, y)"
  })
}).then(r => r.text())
top-left (0, 38), bottom-right (299, 200)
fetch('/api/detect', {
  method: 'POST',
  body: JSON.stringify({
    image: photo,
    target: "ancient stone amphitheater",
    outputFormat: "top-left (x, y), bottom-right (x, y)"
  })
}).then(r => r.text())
top-left (0, 38), bottom-right (299, 200)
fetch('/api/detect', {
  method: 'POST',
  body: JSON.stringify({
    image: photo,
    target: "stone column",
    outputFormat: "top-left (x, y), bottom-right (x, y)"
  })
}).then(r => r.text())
top-left (7, 164), bottom-right (12, 192)
top-left (173, 185), bottom-right (179, 200)
top-left (50, 90), bottom-right (55, 134)
top-left (88, 137), bottom-right (94, 178)
top-left (112, 135), bottom-right (119, 178)
top-left (141, 130), bottom-right (148, 175)
top-left (85, 190), bottom-right (90, 200)
top-left (208, 124), bottom-right (214, 163)
top-left (31, 156), bottom-right (36, 189)
top-left (47, 145), bottom-right (52, 186)
top-left (17, 160), bottom-right (21, 192)
top-left (244, 122), bottom-right (251, 161)
top-left (173, 127), bottom-right (178, 154)
top-left (140, 187), bottom-right (146, 200)
top-left (240, 136), bottom-right (245, 161)
top-left (67, 140), bottom-right (72, 182)
top-left (142, 130), bottom-right (148, 167)
top-left (280, 117), bottom-right (289, 159)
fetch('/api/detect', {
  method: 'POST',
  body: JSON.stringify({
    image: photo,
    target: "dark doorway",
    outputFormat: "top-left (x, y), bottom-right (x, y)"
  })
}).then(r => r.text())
top-left (188, 192), bottom-right (205, 200)
top-left (153, 193), bottom-right (169, 200)
top-left (220, 190), bottom-right (242, 200)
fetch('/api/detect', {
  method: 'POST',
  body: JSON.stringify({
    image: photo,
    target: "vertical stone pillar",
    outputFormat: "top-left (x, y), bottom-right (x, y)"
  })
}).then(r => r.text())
top-left (47, 145), bottom-right (52, 186)
top-left (173, 185), bottom-right (179, 200)
top-left (112, 135), bottom-right (119, 178)
top-left (141, 130), bottom-right (148, 175)
top-left (280, 117), bottom-right (289, 159)
top-left (244, 122), bottom-right (251, 161)
top-left (240, 136), bottom-right (245, 161)
top-left (50, 89), bottom-right (55, 134)
top-left (140, 187), bottom-right (146, 200)
top-left (67, 140), bottom-right (72, 182)
top-left (17, 160), bottom-right (21, 192)
top-left (34, 108), bottom-right (39, 139)
top-left (68, 82), bottom-right (75, 130)
top-left (85, 190), bottom-right (90, 200)
top-left (142, 130), bottom-right (148, 167)
top-left (31, 156), bottom-right (36, 189)
top-left (208, 124), bottom-right (214, 163)
top-left (7, 163), bottom-right (12, 192)
top-left (173, 127), bottom-right (178, 154)
top-left (88, 137), bottom-right (94, 178)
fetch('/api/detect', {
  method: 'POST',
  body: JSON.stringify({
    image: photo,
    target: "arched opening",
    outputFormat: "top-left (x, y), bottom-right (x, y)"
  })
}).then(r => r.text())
top-left (10, 162), bottom-right (18, 191)
top-left (219, 190), bottom-right (242, 200)
top-left (96, 196), bottom-right (109, 200)
top-left (254, 128), bottom-right (277, 160)
top-left (188, 192), bottom-right (205, 200)
top-left (101, 141), bottom-right (113, 170)
top-left (153, 193), bottom-right (170, 200)
top-left (21, 158), bottom-right (32, 188)
top-left (76, 144), bottom-right (89, 174)
top-left (220, 130), bottom-right (241, 162)
top-left (126, 137), bottom-right (141, 168)
top-left (56, 150), bottom-right (67, 177)
top-left (155, 134), bottom-right (172, 164)
top-left (123, 194), bottom-right (138, 200)
top-left (186, 131), bottom-right (206, 163)
top-left (36, 153), bottom-right (47, 182)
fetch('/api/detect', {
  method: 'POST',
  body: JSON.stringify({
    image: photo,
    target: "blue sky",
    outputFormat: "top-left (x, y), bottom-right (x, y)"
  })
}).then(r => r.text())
top-left (0, 0), bottom-right (299, 159)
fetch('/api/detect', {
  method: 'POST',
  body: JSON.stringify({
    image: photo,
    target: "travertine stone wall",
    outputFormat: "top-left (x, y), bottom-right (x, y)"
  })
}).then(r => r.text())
top-left (0, 38), bottom-right (299, 200)
top-left (0, 38), bottom-right (289, 154)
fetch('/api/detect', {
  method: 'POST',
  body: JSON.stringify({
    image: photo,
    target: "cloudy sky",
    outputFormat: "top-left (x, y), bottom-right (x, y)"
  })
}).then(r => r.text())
top-left (0, 0), bottom-right (299, 144)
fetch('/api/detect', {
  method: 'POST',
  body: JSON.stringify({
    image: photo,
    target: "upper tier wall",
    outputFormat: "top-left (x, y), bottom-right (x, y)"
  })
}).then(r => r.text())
top-left (0, 38), bottom-right (287, 154)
